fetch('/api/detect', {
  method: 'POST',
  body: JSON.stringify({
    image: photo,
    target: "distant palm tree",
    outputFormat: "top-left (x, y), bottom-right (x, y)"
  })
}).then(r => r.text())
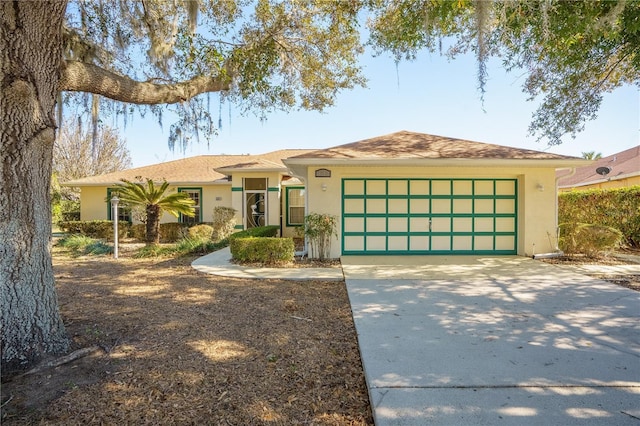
top-left (111, 178), bottom-right (195, 245)
top-left (581, 151), bottom-right (603, 160)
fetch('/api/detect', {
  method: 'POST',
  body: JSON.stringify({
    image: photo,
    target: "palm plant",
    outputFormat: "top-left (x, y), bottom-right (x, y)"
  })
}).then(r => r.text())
top-left (111, 178), bottom-right (195, 245)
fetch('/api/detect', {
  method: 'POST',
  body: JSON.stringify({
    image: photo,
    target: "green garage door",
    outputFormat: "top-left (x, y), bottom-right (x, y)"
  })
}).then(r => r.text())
top-left (342, 178), bottom-right (517, 255)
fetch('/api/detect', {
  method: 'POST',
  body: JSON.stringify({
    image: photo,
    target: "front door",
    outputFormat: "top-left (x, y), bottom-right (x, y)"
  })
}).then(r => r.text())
top-left (243, 178), bottom-right (268, 229)
top-left (245, 191), bottom-right (266, 228)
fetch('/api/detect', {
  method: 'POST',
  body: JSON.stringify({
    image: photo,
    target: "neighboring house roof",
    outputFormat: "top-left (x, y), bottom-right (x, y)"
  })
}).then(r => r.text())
top-left (557, 145), bottom-right (640, 188)
top-left (285, 131), bottom-right (586, 168)
top-left (63, 149), bottom-right (314, 186)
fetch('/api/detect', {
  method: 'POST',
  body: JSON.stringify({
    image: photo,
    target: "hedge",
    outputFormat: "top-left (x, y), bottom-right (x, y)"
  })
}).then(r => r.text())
top-left (130, 222), bottom-right (189, 243)
top-left (58, 220), bottom-right (129, 241)
top-left (228, 225), bottom-right (280, 240)
top-left (558, 186), bottom-right (640, 247)
top-left (230, 237), bottom-right (294, 264)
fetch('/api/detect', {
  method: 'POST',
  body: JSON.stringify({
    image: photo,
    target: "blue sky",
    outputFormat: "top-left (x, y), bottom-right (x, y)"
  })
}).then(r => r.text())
top-left (124, 50), bottom-right (639, 168)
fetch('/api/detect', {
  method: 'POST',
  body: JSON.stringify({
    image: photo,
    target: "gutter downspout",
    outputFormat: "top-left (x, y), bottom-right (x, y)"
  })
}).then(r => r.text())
top-left (533, 167), bottom-right (577, 259)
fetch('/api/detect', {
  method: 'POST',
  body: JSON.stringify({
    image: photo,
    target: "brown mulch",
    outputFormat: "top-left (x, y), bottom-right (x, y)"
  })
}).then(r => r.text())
top-left (1, 248), bottom-right (373, 425)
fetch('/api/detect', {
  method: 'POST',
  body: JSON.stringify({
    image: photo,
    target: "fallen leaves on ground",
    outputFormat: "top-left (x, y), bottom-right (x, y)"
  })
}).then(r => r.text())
top-left (1, 250), bottom-right (372, 425)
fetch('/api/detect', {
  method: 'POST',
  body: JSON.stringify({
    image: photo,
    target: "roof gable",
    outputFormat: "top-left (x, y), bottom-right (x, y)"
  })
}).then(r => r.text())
top-left (288, 131), bottom-right (581, 161)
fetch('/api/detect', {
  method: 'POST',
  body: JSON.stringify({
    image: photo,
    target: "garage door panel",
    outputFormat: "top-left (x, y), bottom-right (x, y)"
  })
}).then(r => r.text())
top-left (366, 198), bottom-right (386, 214)
top-left (366, 217), bottom-right (386, 232)
top-left (388, 180), bottom-right (408, 195)
top-left (342, 178), bottom-right (517, 255)
top-left (453, 217), bottom-right (473, 232)
top-left (388, 199), bottom-right (408, 214)
top-left (409, 236), bottom-right (429, 251)
top-left (496, 180), bottom-right (516, 195)
top-left (344, 235), bottom-right (364, 251)
top-left (432, 181), bottom-right (451, 195)
top-left (410, 180), bottom-right (430, 195)
top-left (496, 199), bottom-right (515, 214)
top-left (453, 236), bottom-right (473, 251)
top-left (366, 180), bottom-right (386, 195)
top-left (388, 236), bottom-right (408, 251)
top-left (388, 217), bottom-right (408, 232)
top-left (366, 235), bottom-right (386, 250)
top-left (344, 180), bottom-right (364, 195)
top-left (432, 199), bottom-right (451, 214)
top-left (410, 198), bottom-right (429, 213)
top-left (431, 236), bottom-right (451, 250)
top-left (344, 198), bottom-right (364, 214)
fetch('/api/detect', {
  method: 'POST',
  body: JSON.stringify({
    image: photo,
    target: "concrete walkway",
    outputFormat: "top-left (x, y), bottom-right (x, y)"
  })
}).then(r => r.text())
top-left (191, 247), bottom-right (344, 281)
top-left (193, 251), bottom-right (640, 425)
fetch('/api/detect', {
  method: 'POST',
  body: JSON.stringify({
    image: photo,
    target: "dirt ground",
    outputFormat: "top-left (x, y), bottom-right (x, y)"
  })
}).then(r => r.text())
top-left (2, 247), bottom-right (638, 425)
top-left (1, 248), bottom-right (373, 425)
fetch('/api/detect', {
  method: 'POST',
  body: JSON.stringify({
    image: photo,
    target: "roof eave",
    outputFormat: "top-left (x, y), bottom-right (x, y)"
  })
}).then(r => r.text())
top-left (283, 158), bottom-right (591, 168)
top-left (62, 180), bottom-right (232, 187)
top-left (558, 170), bottom-right (640, 188)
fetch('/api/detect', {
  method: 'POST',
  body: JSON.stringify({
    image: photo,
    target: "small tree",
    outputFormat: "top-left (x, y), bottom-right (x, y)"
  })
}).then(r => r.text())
top-left (111, 179), bottom-right (195, 245)
top-left (212, 207), bottom-right (237, 242)
top-left (300, 213), bottom-right (338, 260)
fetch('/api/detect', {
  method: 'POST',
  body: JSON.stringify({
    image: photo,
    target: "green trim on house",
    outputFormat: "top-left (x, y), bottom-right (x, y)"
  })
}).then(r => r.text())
top-left (341, 178), bottom-right (517, 255)
top-left (231, 187), bottom-right (243, 192)
top-left (234, 224), bottom-right (244, 229)
top-left (268, 187), bottom-right (280, 192)
top-left (106, 188), bottom-right (132, 223)
top-left (285, 186), bottom-right (305, 227)
top-left (178, 187), bottom-right (202, 223)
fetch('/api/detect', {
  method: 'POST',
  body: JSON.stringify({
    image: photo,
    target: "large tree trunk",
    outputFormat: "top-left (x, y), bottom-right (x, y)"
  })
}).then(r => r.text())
top-left (0, 1), bottom-right (69, 372)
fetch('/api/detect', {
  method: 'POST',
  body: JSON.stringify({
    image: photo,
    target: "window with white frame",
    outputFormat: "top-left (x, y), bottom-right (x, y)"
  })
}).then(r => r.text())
top-left (178, 188), bottom-right (202, 224)
top-left (286, 187), bottom-right (305, 226)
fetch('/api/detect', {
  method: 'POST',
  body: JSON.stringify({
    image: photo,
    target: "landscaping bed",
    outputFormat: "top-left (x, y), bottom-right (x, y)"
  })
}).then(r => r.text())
top-left (1, 248), bottom-right (372, 425)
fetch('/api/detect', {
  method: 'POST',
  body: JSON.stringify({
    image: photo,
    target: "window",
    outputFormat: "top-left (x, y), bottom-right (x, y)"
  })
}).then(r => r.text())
top-left (106, 188), bottom-right (131, 222)
top-left (178, 188), bottom-right (202, 224)
top-left (286, 187), bottom-right (305, 226)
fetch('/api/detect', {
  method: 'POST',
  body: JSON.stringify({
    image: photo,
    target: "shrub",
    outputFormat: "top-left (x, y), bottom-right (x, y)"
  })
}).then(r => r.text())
top-left (130, 223), bottom-right (146, 241)
top-left (159, 223), bottom-right (189, 243)
top-left (228, 225), bottom-right (280, 240)
top-left (559, 186), bottom-right (640, 247)
top-left (559, 223), bottom-right (624, 256)
top-left (58, 220), bottom-right (129, 241)
top-left (57, 234), bottom-right (113, 255)
top-left (188, 224), bottom-right (214, 240)
top-left (212, 207), bottom-right (237, 242)
top-left (230, 237), bottom-right (294, 264)
top-left (299, 213), bottom-right (338, 260)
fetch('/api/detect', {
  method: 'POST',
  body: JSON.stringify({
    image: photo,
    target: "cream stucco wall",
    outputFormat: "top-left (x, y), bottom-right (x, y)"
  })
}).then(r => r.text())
top-left (79, 184), bottom-right (233, 224)
top-left (302, 165), bottom-right (560, 258)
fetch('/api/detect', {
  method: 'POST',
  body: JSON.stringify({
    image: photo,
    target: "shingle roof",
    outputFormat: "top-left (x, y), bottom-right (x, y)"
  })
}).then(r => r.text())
top-left (63, 149), bottom-right (315, 186)
top-left (557, 145), bottom-right (640, 188)
top-left (288, 131), bottom-right (581, 160)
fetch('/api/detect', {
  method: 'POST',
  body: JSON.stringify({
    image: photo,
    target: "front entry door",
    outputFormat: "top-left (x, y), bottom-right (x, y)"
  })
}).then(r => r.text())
top-left (245, 191), bottom-right (266, 228)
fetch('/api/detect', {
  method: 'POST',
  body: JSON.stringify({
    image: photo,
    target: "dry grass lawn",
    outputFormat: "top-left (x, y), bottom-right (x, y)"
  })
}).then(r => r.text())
top-left (1, 248), bottom-right (372, 425)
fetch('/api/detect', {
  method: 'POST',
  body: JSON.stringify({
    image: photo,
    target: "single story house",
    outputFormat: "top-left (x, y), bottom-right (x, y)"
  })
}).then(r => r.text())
top-left (64, 131), bottom-right (589, 257)
top-left (557, 145), bottom-right (640, 191)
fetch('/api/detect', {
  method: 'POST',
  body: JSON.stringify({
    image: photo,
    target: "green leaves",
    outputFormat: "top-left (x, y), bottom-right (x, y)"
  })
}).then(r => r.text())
top-left (366, 0), bottom-right (640, 145)
top-left (112, 178), bottom-right (195, 219)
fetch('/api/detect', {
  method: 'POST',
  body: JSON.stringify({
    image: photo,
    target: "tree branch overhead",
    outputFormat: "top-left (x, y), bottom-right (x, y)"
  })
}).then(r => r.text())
top-left (60, 61), bottom-right (231, 105)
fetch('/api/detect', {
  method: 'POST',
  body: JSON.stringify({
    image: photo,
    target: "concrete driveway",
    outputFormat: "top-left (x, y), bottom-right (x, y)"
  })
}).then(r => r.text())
top-left (341, 256), bottom-right (640, 425)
